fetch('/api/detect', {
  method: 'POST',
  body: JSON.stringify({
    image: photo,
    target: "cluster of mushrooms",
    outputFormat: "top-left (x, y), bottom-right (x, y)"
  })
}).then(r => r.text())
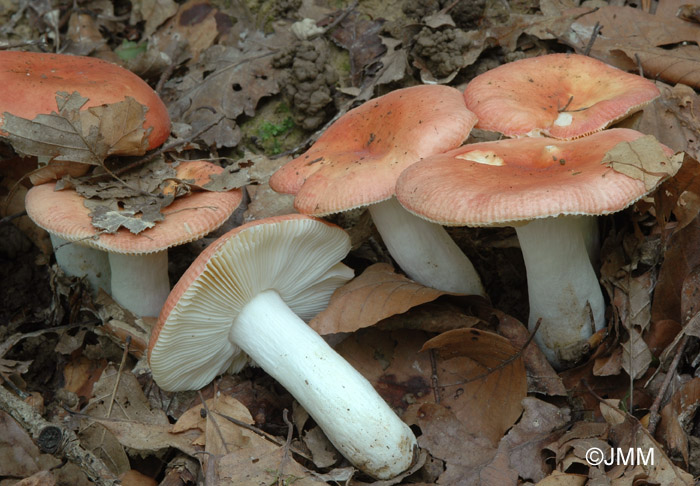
top-left (12, 51), bottom-right (675, 479)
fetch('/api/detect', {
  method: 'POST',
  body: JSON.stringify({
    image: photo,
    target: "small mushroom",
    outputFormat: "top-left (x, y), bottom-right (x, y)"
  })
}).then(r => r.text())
top-left (25, 161), bottom-right (242, 316)
top-left (270, 85), bottom-right (485, 296)
top-left (148, 215), bottom-right (417, 479)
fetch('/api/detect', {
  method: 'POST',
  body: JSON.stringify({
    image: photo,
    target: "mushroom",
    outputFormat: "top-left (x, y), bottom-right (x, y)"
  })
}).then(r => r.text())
top-left (270, 85), bottom-right (485, 295)
top-left (463, 53), bottom-right (660, 140)
top-left (25, 161), bottom-right (242, 316)
top-left (148, 214), bottom-right (417, 479)
top-left (396, 129), bottom-right (675, 368)
top-left (0, 50), bottom-right (171, 183)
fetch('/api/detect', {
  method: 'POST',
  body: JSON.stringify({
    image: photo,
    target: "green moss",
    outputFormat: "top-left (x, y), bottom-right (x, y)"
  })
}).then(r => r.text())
top-left (240, 100), bottom-right (304, 155)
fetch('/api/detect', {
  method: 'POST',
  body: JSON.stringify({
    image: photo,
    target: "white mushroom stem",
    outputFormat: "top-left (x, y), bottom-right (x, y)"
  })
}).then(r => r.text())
top-left (230, 289), bottom-right (417, 479)
top-left (108, 251), bottom-right (170, 318)
top-left (50, 235), bottom-right (111, 296)
top-left (369, 197), bottom-right (485, 296)
top-left (515, 216), bottom-right (606, 369)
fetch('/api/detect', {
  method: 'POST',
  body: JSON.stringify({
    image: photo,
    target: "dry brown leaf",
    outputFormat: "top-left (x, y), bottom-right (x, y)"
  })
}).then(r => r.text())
top-left (338, 326), bottom-right (527, 450)
top-left (166, 34), bottom-right (284, 148)
top-left (214, 445), bottom-right (326, 486)
top-left (130, 0), bottom-right (178, 38)
top-left (560, 360), bottom-right (655, 417)
top-left (546, 421), bottom-right (609, 467)
top-left (329, 11), bottom-right (386, 87)
top-left (681, 264), bottom-right (700, 324)
top-left (405, 403), bottom-right (498, 486)
top-left (151, 0), bottom-right (224, 64)
top-left (337, 329), bottom-right (433, 413)
top-left (119, 469), bottom-right (157, 486)
top-left (0, 411), bottom-right (47, 477)
top-left (62, 355), bottom-right (108, 403)
top-left (652, 217), bottom-right (700, 323)
top-left (628, 83), bottom-right (700, 161)
top-left (407, 398), bottom-right (568, 486)
top-left (658, 377), bottom-right (700, 466)
top-left (205, 394), bottom-right (252, 455)
top-left (620, 328), bottom-right (652, 380)
top-left (501, 398), bottom-right (570, 482)
top-left (422, 328), bottom-right (528, 445)
top-left (78, 423), bottom-right (131, 476)
top-left (563, 5), bottom-right (700, 88)
top-left (495, 309), bottom-right (566, 396)
top-left (81, 367), bottom-right (169, 474)
top-left (66, 12), bottom-right (110, 57)
top-left (2, 93), bottom-right (150, 165)
top-left (14, 471), bottom-right (56, 486)
top-left (90, 420), bottom-right (200, 457)
top-left (602, 135), bottom-right (682, 191)
top-left (86, 367), bottom-right (170, 426)
top-left (654, 153), bottom-right (700, 232)
top-left (593, 347), bottom-right (623, 376)
top-left (303, 426), bottom-right (339, 468)
top-left (601, 401), bottom-right (695, 486)
top-left (535, 471), bottom-right (586, 486)
top-left (377, 301), bottom-right (482, 334)
top-left (310, 263), bottom-right (447, 335)
top-left (644, 319), bottom-right (682, 357)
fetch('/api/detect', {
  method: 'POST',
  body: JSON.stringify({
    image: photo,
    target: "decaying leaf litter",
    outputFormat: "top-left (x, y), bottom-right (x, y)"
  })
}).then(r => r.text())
top-left (0, 0), bottom-right (699, 485)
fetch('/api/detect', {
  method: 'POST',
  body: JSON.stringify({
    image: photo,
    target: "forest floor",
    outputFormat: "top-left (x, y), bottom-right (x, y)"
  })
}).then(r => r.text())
top-left (1, 0), bottom-right (700, 485)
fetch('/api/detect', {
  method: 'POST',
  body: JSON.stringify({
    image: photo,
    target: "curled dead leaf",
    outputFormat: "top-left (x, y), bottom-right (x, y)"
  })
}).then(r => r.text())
top-left (309, 263), bottom-right (448, 335)
top-left (602, 135), bottom-right (682, 191)
top-left (3, 92), bottom-right (151, 165)
top-left (422, 328), bottom-right (528, 445)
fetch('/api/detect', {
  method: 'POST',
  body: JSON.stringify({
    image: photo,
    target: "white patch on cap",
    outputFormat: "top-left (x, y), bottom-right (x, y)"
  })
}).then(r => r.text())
top-left (456, 150), bottom-right (504, 166)
top-left (554, 112), bottom-right (573, 127)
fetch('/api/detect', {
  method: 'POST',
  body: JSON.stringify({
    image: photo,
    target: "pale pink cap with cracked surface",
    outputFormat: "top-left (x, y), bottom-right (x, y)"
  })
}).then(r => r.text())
top-left (396, 128), bottom-right (674, 226)
top-left (25, 161), bottom-right (242, 253)
top-left (269, 85), bottom-right (477, 216)
top-left (463, 53), bottom-right (660, 140)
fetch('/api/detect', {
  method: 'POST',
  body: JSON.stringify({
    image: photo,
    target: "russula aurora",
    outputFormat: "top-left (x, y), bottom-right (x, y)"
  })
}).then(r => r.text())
top-left (269, 85), bottom-right (484, 296)
top-left (396, 129), bottom-right (675, 368)
top-left (0, 50), bottom-right (171, 183)
top-left (148, 215), bottom-right (417, 479)
top-left (25, 161), bottom-right (242, 317)
top-left (463, 53), bottom-right (660, 140)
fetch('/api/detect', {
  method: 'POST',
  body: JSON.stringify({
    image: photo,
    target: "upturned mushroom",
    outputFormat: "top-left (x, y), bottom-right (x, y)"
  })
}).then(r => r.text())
top-left (396, 129), bottom-right (675, 368)
top-left (25, 161), bottom-right (242, 316)
top-left (148, 214), bottom-right (417, 479)
top-left (463, 53), bottom-right (660, 140)
top-left (269, 85), bottom-right (485, 296)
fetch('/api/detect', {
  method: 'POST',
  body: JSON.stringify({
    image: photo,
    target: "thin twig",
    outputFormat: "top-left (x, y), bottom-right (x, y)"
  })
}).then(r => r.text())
top-left (429, 349), bottom-right (440, 404)
top-left (647, 334), bottom-right (688, 435)
top-left (277, 409), bottom-right (294, 481)
top-left (214, 410), bottom-right (312, 460)
top-left (0, 385), bottom-right (118, 484)
top-left (99, 336), bottom-right (131, 445)
top-left (0, 210), bottom-right (26, 225)
top-left (316, 1), bottom-right (358, 37)
top-left (634, 53), bottom-right (644, 77)
top-left (86, 115), bottom-right (226, 182)
top-left (558, 95), bottom-right (574, 112)
top-left (583, 21), bottom-right (601, 56)
top-left (197, 391), bottom-right (230, 454)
